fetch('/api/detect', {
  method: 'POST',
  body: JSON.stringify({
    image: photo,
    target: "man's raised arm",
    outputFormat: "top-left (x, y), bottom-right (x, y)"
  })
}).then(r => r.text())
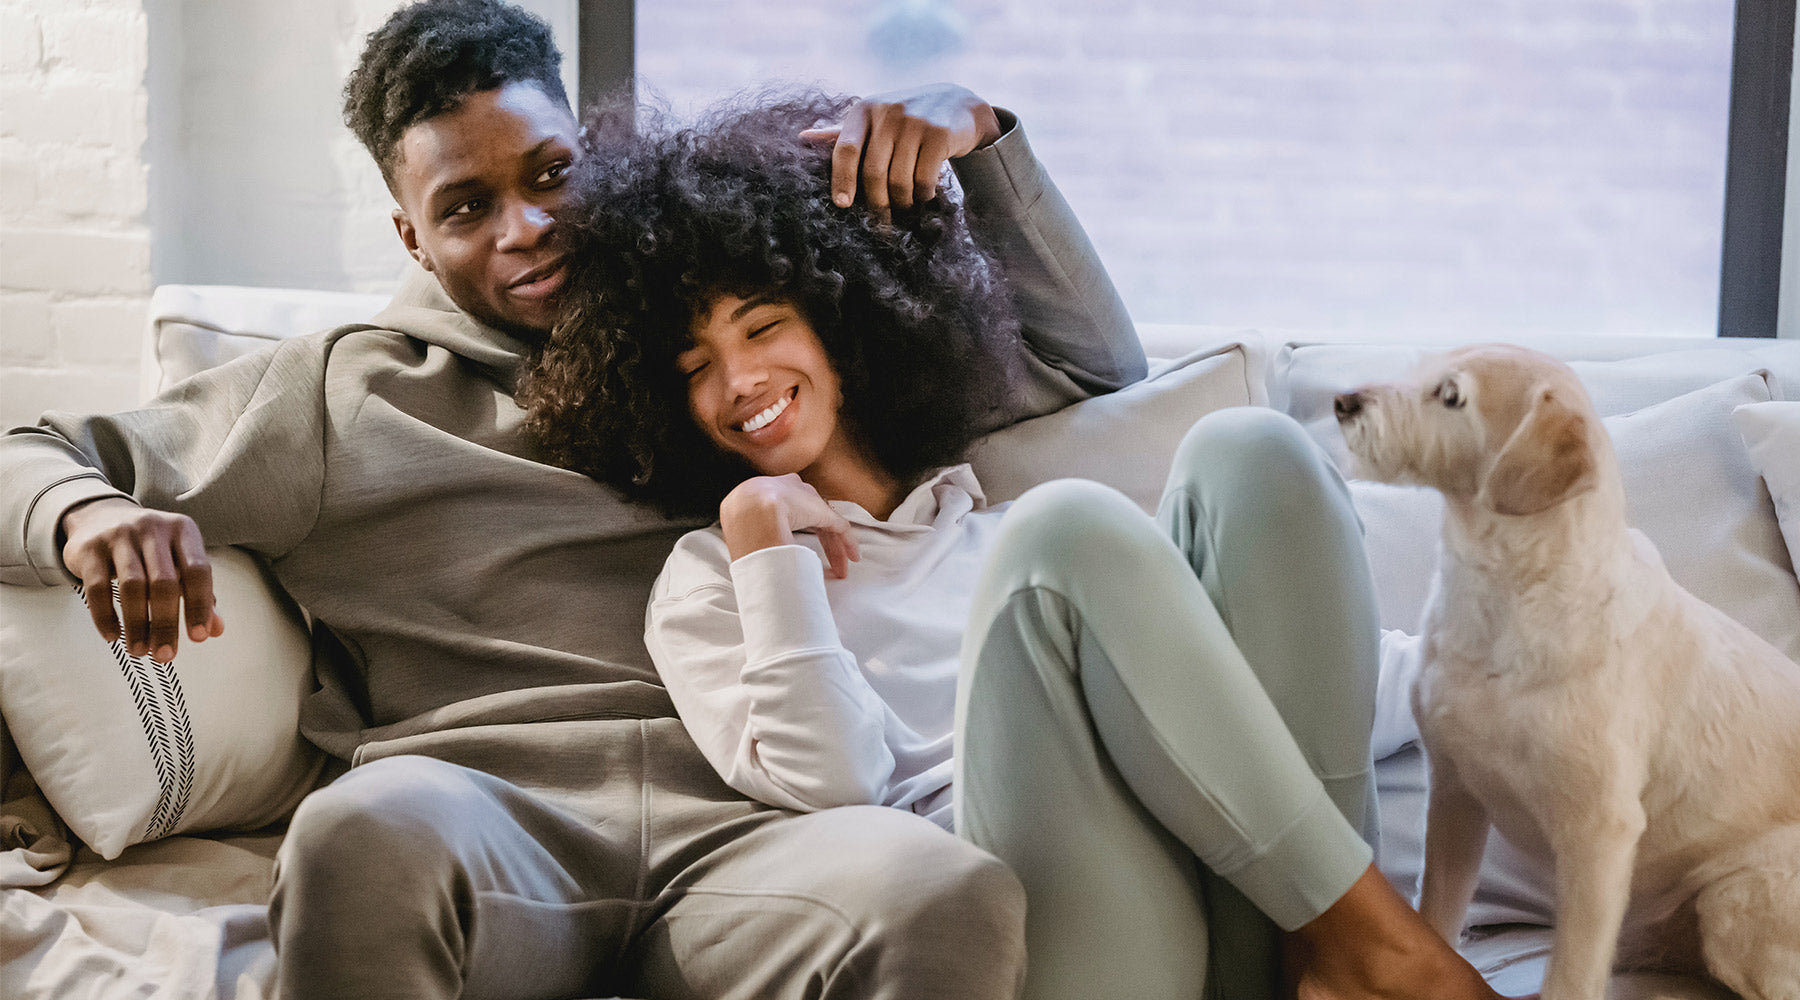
top-left (807, 84), bottom-right (1146, 428)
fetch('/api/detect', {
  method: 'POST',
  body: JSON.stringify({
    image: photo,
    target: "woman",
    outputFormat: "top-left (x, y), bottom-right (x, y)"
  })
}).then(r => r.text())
top-left (522, 92), bottom-right (1505, 1000)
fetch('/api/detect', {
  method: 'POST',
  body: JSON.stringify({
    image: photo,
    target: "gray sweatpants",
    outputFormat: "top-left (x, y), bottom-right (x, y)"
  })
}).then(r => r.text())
top-left (268, 716), bottom-right (1025, 999)
top-left (957, 407), bottom-right (1380, 1000)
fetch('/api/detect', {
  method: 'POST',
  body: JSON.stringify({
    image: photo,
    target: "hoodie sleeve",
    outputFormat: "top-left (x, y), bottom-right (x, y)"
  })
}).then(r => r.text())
top-left (952, 109), bottom-right (1148, 429)
top-left (1, 334), bottom-right (333, 586)
top-left (647, 533), bottom-right (898, 814)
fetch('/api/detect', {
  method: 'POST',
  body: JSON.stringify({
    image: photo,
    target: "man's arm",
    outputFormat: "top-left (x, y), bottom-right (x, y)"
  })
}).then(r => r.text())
top-left (1, 336), bottom-right (331, 659)
top-left (812, 86), bottom-right (1146, 428)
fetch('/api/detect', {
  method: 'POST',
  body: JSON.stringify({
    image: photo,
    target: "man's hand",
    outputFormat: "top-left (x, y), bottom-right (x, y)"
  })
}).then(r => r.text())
top-left (60, 498), bottom-right (224, 662)
top-left (720, 475), bottom-right (861, 580)
top-left (800, 83), bottom-right (1003, 220)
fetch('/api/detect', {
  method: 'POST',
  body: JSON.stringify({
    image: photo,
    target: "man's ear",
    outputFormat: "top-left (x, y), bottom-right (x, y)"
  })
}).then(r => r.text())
top-left (1479, 384), bottom-right (1597, 516)
top-left (392, 209), bottom-right (432, 272)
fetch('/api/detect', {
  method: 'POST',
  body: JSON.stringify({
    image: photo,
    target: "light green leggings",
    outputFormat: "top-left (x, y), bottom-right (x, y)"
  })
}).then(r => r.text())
top-left (955, 407), bottom-right (1380, 1000)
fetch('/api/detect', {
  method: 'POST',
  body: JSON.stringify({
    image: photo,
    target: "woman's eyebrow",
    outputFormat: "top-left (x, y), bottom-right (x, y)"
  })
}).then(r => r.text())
top-left (729, 292), bottom-right (785, 322)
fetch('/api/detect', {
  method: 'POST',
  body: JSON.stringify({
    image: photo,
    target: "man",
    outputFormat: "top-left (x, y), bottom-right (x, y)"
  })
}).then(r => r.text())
top-left (0, 0), bottom-right (1144, 995)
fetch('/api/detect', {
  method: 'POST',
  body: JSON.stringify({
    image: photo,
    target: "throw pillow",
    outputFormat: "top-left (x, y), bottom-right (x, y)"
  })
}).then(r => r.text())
top-left (0, 546), bottom-right (322, 859)
top-left (1731, 400), bottom-right (1800, 575)
top-left (970, 343), bottom-right (1259, 511)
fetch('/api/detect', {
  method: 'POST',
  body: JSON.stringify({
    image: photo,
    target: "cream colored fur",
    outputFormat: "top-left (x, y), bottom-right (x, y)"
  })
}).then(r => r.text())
top-left (1336, 345), bottom-right (1800, 1000)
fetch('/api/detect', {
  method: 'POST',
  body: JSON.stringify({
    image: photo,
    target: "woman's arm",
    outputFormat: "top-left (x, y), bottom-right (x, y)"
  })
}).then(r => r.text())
top-left (647, 522), bottom-right (898, 815)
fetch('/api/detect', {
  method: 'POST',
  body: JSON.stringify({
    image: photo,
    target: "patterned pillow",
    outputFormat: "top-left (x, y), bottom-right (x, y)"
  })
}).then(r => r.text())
top-left (0, 547), bottom-right (322, 859)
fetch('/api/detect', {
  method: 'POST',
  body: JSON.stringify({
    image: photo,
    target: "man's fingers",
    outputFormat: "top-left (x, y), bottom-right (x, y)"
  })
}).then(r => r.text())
top-left (799, 126), bottom-right (840, 146)
top-left (913, 129), bottom-right (951, 205)
top-left (860, 106), bottom-right (900, 219)
top-left (110, 536), bottom-right (150, 655)
top-left (831, 110), bottom-right (870, 208)
top-left (886, 117), bottom-right (926, 211)
top-left (174, 529), bottom-right (218, 643)
top-left (77, 562), bottom-right (122, 644)
top-left (140, 533), bottom-right (184, 661)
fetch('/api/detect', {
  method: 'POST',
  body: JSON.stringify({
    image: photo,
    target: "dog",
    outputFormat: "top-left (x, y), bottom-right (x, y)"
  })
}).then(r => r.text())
top-left (1334, 344), bottom-right (1800, 1000)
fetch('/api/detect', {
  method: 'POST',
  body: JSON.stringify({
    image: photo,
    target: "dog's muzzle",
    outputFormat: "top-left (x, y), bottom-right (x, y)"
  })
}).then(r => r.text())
top-left (1334, 392), bottom-right (1364, 420)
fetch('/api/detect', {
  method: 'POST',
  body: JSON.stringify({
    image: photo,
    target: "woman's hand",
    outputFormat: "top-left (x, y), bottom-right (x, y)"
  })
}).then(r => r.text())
top-left (720, 475), bottom-right (862, 579)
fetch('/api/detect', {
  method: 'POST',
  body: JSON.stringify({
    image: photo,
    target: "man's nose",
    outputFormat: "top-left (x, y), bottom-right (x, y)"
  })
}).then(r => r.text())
top-left (498, 201), bottom-right (555, 250)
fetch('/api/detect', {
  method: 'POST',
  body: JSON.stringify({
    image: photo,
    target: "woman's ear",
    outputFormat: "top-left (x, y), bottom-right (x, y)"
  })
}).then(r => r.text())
top-left (1479, 384), bottom-right (1598, 516)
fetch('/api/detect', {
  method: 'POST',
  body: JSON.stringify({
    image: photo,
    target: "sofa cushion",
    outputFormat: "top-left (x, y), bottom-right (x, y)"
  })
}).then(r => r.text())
top-left (1732, 400), bottom-right (1800, 576)
top-left (142, 285), bottom-right (390, 401)
top-left (970, 341), bottom-right (1263, 511)
top-left (0, 547), bottom-right (322, 859)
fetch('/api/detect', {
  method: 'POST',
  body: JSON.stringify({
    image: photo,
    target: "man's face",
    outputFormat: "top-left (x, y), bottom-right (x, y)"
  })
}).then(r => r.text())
top-left (390, 81), bottom-right (578, 339)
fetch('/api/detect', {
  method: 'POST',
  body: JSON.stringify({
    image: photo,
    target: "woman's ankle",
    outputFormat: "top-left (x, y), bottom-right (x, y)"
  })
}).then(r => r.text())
top-left (1287, 865), bottom-right (1501, 1000)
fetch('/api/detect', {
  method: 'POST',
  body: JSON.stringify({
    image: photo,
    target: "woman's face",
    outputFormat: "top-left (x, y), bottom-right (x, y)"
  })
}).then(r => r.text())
top-left (680, 294), bottom-right (854, 480)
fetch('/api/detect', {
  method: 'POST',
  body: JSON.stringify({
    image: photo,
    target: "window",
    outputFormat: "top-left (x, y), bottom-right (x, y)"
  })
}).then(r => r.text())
top-left (601, 1), bottom-right (1784, 338)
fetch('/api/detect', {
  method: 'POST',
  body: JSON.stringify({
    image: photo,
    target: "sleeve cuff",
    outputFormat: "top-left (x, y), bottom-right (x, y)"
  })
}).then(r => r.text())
top-left (22, 476), bottom-right (133, 586)
top-left (729, 544), bottom-right (841, 664)
top-left (951, 106), bottom-right (1046, 218)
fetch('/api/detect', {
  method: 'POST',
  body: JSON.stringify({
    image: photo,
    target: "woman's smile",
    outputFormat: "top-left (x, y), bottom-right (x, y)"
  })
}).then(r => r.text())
top-left (736, 387), bottom-right (797, 436)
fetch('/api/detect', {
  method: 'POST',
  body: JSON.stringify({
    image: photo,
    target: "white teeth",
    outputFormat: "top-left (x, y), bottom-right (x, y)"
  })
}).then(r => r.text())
top-left (739, 392), bottom-right (791, 432)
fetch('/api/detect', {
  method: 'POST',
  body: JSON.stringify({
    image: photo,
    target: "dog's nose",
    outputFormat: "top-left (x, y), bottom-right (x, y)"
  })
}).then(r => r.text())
top-left (1334, 392), bottom-right (1363, 420)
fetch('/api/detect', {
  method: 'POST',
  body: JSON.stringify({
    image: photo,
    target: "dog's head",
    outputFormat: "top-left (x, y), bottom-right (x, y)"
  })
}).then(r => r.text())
top-left (1335, 345), bottom-right (1603, 516)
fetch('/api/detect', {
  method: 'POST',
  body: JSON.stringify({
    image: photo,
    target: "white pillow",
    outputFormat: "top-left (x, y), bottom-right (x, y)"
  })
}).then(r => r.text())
top-left (970, 342), bottom-right (1260, 511)
top-left (0, 547), bottom-right (322, 859)
top-left (1732, 400), bottom-right (1800, 575)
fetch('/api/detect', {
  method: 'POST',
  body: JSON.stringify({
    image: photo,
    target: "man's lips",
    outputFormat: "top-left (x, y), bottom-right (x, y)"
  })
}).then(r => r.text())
top-left (507, 260), bottom-right (566, 300)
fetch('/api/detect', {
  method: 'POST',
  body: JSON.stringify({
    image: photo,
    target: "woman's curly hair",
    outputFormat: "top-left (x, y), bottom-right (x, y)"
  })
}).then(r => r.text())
top-left (519, 91), bottom-right (1023, 517)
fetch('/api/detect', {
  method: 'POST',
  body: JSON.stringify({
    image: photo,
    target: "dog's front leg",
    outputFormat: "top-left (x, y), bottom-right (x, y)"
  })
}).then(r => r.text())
top-left (1541, 793), bottom-right (1646, 1000)
top-left (1418, 747), bottom-right (1489, 944)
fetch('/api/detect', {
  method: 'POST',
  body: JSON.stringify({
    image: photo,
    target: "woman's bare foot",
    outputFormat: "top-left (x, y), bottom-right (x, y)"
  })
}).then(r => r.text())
top-left (1285, 865), bottom-right (1508, 1000)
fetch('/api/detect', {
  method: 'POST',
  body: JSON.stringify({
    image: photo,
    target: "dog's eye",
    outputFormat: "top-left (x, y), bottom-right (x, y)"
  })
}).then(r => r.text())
top-left (1438, 380), bottom-right (1464, 409)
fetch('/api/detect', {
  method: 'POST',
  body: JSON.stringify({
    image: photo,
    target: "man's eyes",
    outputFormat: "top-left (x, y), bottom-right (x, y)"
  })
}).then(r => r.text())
top-left (443, 198), bottom-right (486, 221)
top-left (537, 161), bottom-right (570, 186)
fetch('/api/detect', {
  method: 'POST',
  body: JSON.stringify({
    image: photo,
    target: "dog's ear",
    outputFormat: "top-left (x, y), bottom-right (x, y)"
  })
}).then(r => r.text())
top-left (1480, 384), bottom-right (1597, 516)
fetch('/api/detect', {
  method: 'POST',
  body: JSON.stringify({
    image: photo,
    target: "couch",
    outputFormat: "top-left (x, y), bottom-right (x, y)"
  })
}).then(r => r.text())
top-left (2, 283), bottom-right (1796, 999)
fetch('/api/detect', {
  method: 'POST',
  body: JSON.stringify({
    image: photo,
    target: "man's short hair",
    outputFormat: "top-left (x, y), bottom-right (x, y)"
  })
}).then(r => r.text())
top-left (343, 0), bottom-right (569, 187)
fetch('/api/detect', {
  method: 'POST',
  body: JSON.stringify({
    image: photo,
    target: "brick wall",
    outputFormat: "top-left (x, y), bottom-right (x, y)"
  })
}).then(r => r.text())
top-left (1, 0), bottom-right (151, 427)
top-left (639, 0), bottom-right (1738, 340)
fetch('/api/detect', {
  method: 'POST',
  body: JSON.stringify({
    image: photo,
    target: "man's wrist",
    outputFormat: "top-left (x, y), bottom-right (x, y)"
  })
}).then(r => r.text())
top-left (57, 495), bottom-right (138, 547)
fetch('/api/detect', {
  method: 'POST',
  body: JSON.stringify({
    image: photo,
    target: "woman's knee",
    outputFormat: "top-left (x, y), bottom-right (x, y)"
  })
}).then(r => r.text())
top-left (1165, 408), bottom-right (1348, 520)
top-left (992, 479), bottom-right (1165, 586)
